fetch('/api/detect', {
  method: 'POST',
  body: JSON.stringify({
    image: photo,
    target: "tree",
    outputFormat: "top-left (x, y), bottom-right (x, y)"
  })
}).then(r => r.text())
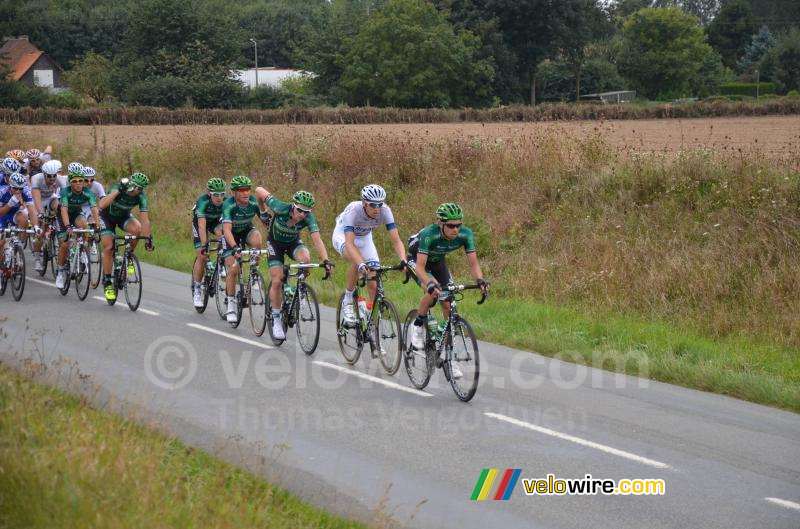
top-left (707, 0), bottom-right (755, 70)
top-left (759, 28), bottom-right (800, 93)
top-left (616, 8), bottom-right (717, 99)
top-left (556, 0), bottom-right (613, 101)
top-left (64, 52), bottom-right (113, 103)
top-left (652, 0), bottom-right (720, 26)
top-left (537, 58), bottom-right (625, 101)
top-left (737, 25), bottom-right (776, 74)
top-left (338, 0), bottom-right (494, 107)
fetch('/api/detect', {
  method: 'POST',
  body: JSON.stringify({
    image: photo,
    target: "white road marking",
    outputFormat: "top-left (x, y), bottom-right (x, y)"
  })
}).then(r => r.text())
top-left (91, 296), bottom-right (160, 316)
top-left (28, 277), bottom-right (56, 288)
top-left (765, 497), bottom-right (800, 512)
top-left (186, 323), bottom-right (274, 350)
top-left (485, 412), bottom-right (672, 469)
top-left (313, 360), bottom-right (433, 397)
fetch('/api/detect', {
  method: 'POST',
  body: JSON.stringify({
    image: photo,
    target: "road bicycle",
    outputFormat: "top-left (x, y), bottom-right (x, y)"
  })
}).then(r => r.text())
top-left (0, 226), bottom-right (36, 301)
top-left (402, 282), bottom-right (487, 402)
top-left (336, 263), bottom-right (405, 374)
top-left (87, 223), bottom-right (102, 289)
top-left (267, 262), bottom-right (330, 353)
top-left (57, 227), bottom-right (96, 301)
top-left (34, 213), bottom-right (58, 278)
top-left (190, 238), bottom-right (220, 314)
top-left (107, 235), bottom-right (151, 311)
top-left (215, 248), bottom-right (270, 333)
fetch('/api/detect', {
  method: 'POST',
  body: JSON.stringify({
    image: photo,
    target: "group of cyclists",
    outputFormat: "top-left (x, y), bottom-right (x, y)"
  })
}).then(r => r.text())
top-left (2, 146), bottom-right (489, 378)
top-left (0, 147), bottom-right (152, 303)
top-left (191, 176), bottom-right (490, 376)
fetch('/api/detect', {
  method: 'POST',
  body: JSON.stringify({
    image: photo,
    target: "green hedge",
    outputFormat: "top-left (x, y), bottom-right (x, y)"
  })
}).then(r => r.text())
top-left (719, 82), bottom-right (775, 97)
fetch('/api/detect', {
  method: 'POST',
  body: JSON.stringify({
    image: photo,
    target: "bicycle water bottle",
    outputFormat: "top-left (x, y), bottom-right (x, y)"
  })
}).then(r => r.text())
top-left (205, 259), bottom-right (216, 276)
top-left (284, 283), bottom-right (296, 302)
top-left (427, 317), bottom-right (440, 338)
top-left (357, 297), bottom-right (368, 319)
top-left (114, 253), bottom-right (123, 268)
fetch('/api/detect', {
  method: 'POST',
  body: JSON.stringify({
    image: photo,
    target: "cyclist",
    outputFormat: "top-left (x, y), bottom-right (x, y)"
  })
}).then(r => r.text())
top-left (332, 184), bottom-right (406, 325)
top-left (255, 186), bottom-right (334, 339)
top-left (191, 177), bottom-right (226, 308)
top-left (30, 160), bottom-right (67, 271)
top-left (81, 166), bottom-right (106, 222)
top-left (0, 173), bottom-right (41, 261)
top-left (24, 148), bottom-right (43, 178)
top-left (219, 175), bottom-right (262, 323)
top-left (55, 170), bottom-right (99, 289)
top-left (98, 172), bottom-right (154, 301)
top-left (407, 203), bottom-right (489, 376)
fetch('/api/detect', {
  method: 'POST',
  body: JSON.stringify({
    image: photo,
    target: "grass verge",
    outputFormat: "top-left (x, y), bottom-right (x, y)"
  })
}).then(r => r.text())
top-left (0, 363), bottom-right (367, 529)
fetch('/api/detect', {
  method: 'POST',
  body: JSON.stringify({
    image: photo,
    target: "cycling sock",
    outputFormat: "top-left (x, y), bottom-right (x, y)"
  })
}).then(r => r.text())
top-left (414, 314), bottom-right (427, 327)
top-left (272, 308), bottom-right (281, 319)
top-left (343, 288), bottom-right (354, 304)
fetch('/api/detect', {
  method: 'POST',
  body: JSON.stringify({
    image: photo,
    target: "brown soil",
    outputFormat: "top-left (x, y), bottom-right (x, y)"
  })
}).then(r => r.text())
top-left (9, 115), bottom-right (800, 163)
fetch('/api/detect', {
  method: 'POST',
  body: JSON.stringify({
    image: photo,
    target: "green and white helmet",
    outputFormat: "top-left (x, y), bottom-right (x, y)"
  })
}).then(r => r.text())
top-left (436, 202), bottom-right (463, 221)
top-left (207, 177), bottom-right (226, 192)
top-left (130, 172), bottom-right (150, 187)
top-left (293, 190), bottom-right (315, 208)
top-left (229, 175), bottom-right (252, 190)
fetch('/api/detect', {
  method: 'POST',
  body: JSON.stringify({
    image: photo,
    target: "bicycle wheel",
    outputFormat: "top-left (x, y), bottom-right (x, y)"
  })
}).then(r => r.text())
top-left (335, 293), bottom-right (362, 364)
top-left (107, 261), bottom-right (120, 306)
top-left (49, 236), bottom-right (58, 279)
top-left (295, 283), bottom-right (320, 355)
top-left (403, 309), bottom-right (433, 390)
top-left (375, 298), bottom-right (402, 375)
top-left (11, 245), bottom-right (25, 301)
top-left (58, 256), bottom-right (71, 297)
top-left (123, 253), bottom-right (142, 311)
top-left (445, 316), bottom-right (480, 402)
top-left (88, 238), bottom-right (101, 289)
top-left (228, 274), bottom-right (244, 328)
top-left (38, 239), bottom-right (49, 277)
top-left (214, 264), bottom-right (227, 320)
top-left (74, 245), bottom-right (90, 300)
top-left (265, 280), bottom-right (287, 346)
top-left (249, 271), bottom-right (268, 336)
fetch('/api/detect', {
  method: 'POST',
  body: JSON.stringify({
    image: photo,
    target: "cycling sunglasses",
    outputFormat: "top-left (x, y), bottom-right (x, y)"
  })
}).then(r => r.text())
top-left (294, 206), bottom-right (312, 215)
top-left (366, 202), bottom-right (383, 208)
top-left (443, 222), bottom-right (462, 229)
top-left (209, 192), bottom-right (225, 198)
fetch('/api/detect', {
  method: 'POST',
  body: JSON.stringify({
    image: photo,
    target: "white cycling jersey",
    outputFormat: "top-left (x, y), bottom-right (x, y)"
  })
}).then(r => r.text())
top-left (332, 201), bottom-right (397, 263)
top-left (30, 172), bottom-right (67, 206)
top-left (82, 181), bottom-right (106, 219)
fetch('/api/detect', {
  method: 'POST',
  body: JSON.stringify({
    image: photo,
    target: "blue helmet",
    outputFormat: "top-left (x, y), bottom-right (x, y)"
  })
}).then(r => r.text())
top-left (8, 172), bottom-right (26, 188)
top-left (2, 157), bottom-right (21, 174)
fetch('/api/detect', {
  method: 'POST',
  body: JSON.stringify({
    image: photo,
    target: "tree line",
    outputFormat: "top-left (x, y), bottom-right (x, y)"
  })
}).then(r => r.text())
top-left (0, 0), bottom-right (798, 109)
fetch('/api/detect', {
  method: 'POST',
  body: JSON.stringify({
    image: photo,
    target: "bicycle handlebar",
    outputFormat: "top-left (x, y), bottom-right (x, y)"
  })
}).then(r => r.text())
top-left (287, 262), bottom-right (331, 281)
top-left (114, 235), bottom-right (152, 242)
top-left (444, 283), bottom-right (489, 305)
top-left (1, 227), bottom-right (37, 237)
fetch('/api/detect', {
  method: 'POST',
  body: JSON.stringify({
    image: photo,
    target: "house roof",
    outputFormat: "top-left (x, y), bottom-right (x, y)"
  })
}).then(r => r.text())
top-left (0, 38), bottom-right (45, 80)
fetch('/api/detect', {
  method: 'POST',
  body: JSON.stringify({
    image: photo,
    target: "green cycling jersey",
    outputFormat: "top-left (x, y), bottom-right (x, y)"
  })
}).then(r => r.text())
top-left (266, 195), bottom-right (319, 243)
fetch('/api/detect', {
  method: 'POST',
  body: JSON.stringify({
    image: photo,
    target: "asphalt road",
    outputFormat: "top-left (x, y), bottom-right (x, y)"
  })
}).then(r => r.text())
top-left (1, 261), bottom-right (799, 529)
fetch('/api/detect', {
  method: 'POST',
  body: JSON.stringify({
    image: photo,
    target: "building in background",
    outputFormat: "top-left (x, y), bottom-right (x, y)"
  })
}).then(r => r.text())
top-left (0, 36), bottom-right (66, 92)
top-left (232, 67), bottom-right (309, 89)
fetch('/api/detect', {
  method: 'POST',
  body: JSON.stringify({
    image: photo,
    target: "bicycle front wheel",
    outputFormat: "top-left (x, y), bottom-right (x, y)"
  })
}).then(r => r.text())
top-left (446, 316), bottom-right (480, 402)
top-left (123, 253), bottom-right (142, 311)
top-left (336, 293), bottom-right (362, 364)
top-left (11, 245), bottom-right (26, 301)
top-left (403, 309), bottom-right (433, 390)
top-left (214, 264), bottom-right (227, 320)
top-left (375, 298), bottom-right (402, 375)
top-left (38, 238), bottom-right (49, 277)
top-left (295, 283), bottom-right (321, 355)
top-left (89, 238), bottom-right (101, 289)
top-left (74, 246), bottom-right (90, 300)
top-left (249, 271), bottom-right (268, 336)
top-left (48, 235), bottom-right (58, 279)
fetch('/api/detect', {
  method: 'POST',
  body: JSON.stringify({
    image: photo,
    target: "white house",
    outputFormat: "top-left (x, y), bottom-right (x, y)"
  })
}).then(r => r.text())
top-left (232, 68), bottom-right (309, 89)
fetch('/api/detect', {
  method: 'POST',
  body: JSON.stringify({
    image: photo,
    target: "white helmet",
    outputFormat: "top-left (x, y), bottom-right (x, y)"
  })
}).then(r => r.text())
top-left (42, 160), bottom-right (62, 175)
top-left (83, 166), bottom-right (96, 178)
top-left (2, 157), bottom-right (21, 174)
top-left (361, 184), bottom-right (386, 203)
top-left (67, 162), bottom-right (84, 174)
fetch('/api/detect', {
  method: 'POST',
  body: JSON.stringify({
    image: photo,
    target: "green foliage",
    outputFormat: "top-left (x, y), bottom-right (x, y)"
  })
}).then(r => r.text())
top-left (339, 0), bottom-right (494, 107)
top-left (242, 85), bottom-right (285, 109)
top-left (0, 62), bottom-right (49, 108)
top-left (707, 0), bottom-right (755, 70)
top-left (64, 52), bottom-right (113, 103)
top-left (537, 58), bottom-right (626, 101)
top-left (719, 82), bottom-right (775, 97)
top-left (616, 7), bottom-right (718, 99)
top-left (758, 28), bottom-right (800, 94)
top-left (47, 90), bottom-right (84, 109)
top-left (737, 25), bottom-right (775, 73)
top-left (124, 76), bottom-right (189, 108)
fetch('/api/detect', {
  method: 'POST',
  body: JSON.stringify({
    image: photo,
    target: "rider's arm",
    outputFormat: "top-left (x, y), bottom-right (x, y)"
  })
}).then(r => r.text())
top-left (27, 203), bottom-right (39, 228)
top-left (255, 186), bottom-right (271, 210)
top-left (31, 188), bottom-right (42, 215)
top-left (222, 222), bottom-right (237, 249)
top-left (387, 227), bottom-right (406, 263)
top-left (98, 184), bottom-right (121, 209)
top-left (90, 206), bottom-right (100, 224)
top-left (466, 251), bottom-right (483, 282)
top-left (60, 203), bottom-right (70, 228)
top-left (309, 231), bottom-right (331, 263)
top-left (414, 252), bottom-right (433, 288)
top-left (139, 211), bottom-right (151, 238)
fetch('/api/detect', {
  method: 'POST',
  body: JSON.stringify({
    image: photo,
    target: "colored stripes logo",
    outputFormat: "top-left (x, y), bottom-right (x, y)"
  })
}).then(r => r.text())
top-left (470, 469), bottom-right (522, 500)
